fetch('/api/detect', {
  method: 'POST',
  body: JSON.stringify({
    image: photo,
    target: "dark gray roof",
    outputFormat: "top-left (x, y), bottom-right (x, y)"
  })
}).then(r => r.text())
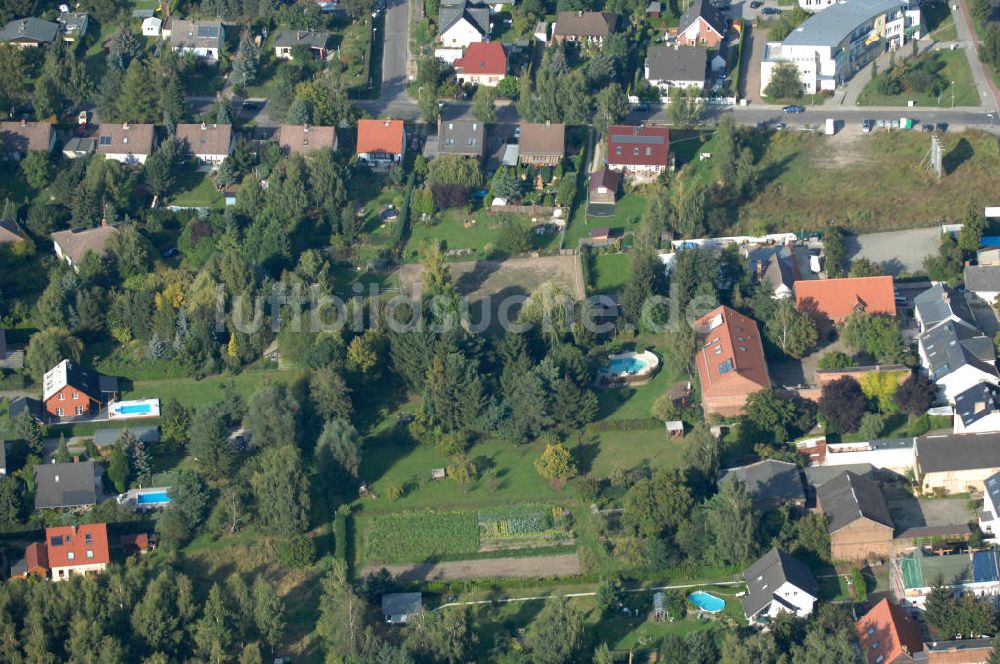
top-left (966, 265), bottom-right (1000, 294)
top-left (439, 1), bottom-right (489, 37)
top-left (741, 548), bottom-right (819, 620)
top-left (7, 396), bottom-right (41, 421)
top-left (986, 470), bottom-right (1000, 520)
top-left (782, 0), bottom-right (907, 48)
top-left (954, 382), bottom-right (1000, 428)
top-left (553, 11), bottom-right (617, 38)
top-left (92, 426), bottom-right (160, 446)
top-left (678, 0), bottom-right (726, 37)
top-left (763, 251), bottom-right (795, 291)
top-left (33, 461), bottom-right (98, 510)
top-left (803, 463), bottom-right (876, 487)
top-left (916, 432), bottom-right (1000, 474)
top-left (274, 29), bottom-right (331, 49)
top-left (719, 460), bottom-right (805, 510)
top-left (816, 470), bottom-right (893, 534)
top-left (913, 284), bottom-right (976, 331)
top-left (438, 119), bottom-right (485, 157)
top-left (919, 320), bottom-right (997, 382)
top-left (645, 45), bottom-right (708, 83)
top-left (382, 592), bottom-right (422, 617)
top-left (0, 17), bottom-right (58, 44)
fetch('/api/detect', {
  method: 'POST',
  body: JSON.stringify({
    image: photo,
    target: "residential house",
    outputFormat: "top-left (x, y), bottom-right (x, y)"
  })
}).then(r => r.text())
top-left (741, 548), bottom-right (820, 624)
top-left (438, 0), bottom-right (490, 48)
top-left (9, 542), bottom-right (49, 579)
top-left (693, 305), bottom-right (770, 417)
top-left (0, 120), bottom-right (56, 160)
top-left (45, 524), bottom-right (110, 580)
top-left (915, 432), bottom-right (1000, 494)
top-left (0, 17), bottom-right (58, 47)
top-left (438, 118), bottom-right (485, 159)
top-left (645, 45), bottom-right (709, 92)
top-left (518, 122), bottom-right (564, 166)
top-left (33, 461), bottom-right (98, 510)
top-left (56, 12), bottom-right (88, 42)
top-left (816, 470), bottom-right (894, 561)
top-left (51, 222), bottom-right (119, 271)
top-left (62, 136), bottom-right (96, 159)
top-left (892, 546), bottom-right (1000, 608)
top-left (96, 122), bottom-right (155, 164)
top-left (855, 598), bottom-right (924, 664)
top-left (605, 124), bottom-right (670, 181)
top-left (751, 245), bottom-right (798, 299)
top-left (165, 19), bottom-right (225, 61)
top-left (278, 124), bottom-right (338, 155)
top-left (918, 320), bottom-right (998, 402)
top-left (718, 459), bottom-right (806, 510)
top-left (382, 592), bottom-right (423, 623)
top-left (7, 396), bottom-right (42, 421)
top-left (141, 16), bottom-right (162, 36)
top-left (175, 123), bottom-right (233, 165)
top-left (42, 359), bottom-right (119, 420)
top-left (588, 168), bottom-right (619, 206)
top-left (356, 119), bottom-right (406, 170)
top-left (921, 639), bottom-right (994, 663)
top-left (965, 265), bottom-right (1000, 305)
top-left (552, 11), bottom-right (617, 45)
top-left (978, 470), bottom-right (1000, 541)
top-left (0, 219), bottom-right (25, 247)
top-left (454, 41), bottom-right (507, 86)
top-left (954, 382), bottom-right (1000, 433)
top-left (914, 283), bottom-right (977, 333)
top-left (676, 0), bottom-right (726, 47)
top-left (274, 30), bottom-right (331, 59)
top-left (794, 275), bottom-right (897, 325)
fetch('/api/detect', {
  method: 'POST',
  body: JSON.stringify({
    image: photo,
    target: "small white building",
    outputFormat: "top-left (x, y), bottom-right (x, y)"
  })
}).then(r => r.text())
top-left (823, 438), bottom-right (915, 475)
top-left (141, 16), bottom-right (162, 37)
top-left (954, 382), bottom-right (1000, 434)
top-left (965, 265), bottom-right (1000, 305)
top-left (742, 548), bottom-right (819, 625)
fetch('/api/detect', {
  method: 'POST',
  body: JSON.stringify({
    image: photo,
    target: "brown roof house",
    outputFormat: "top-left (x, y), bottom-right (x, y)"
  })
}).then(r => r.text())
top-left (0, 120), bottom-right (56, 160)
top-left (552, 11), bottom-right (617, 45)
top-left (357, 119), bottom-right (406, 170)
top-left (856, 598), bottom-right (924, 664)
top-left (274, 30), bottom-right (331, 60)
top-left (817, 470), bottom-right (893, 562)
top-left (175, 123), bottom-right (233, 165)
top-left (51, 221), bottom-right (118, 272)
top-left (0, 219), bottom-right (25, 246)
top-left (518, 122), bottom-right (564, 167)
top-left (278, 124), bottom-right (338, 155)
top-left (164, 19), bottom-right (225, 62)
top-left (96, 123), bottom-right (155, 165)
top-left (588, 168), bottom-right (619, 206)
top-left (694, 305), bottom-right (770, 417)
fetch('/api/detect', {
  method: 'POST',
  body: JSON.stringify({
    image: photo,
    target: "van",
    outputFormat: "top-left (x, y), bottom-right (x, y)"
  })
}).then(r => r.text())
top-left (809, 255), bottom-right (822, 274)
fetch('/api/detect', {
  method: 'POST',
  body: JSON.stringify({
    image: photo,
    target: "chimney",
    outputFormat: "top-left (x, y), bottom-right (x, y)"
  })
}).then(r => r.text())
top-left (20, 118), bottom-right (26, 126)
top-left (100, 218), bottom-right (109, 228)
top-left (201, 122), bottom-right (206, 130)
top-left (122, 122), bottom-right (129, 130)
top-left (756, 260), bottom-right (764, 278)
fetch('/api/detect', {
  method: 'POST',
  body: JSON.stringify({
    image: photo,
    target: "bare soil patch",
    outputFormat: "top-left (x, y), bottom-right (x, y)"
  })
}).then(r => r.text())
top-left (359, 553), bottom-right (582, 582)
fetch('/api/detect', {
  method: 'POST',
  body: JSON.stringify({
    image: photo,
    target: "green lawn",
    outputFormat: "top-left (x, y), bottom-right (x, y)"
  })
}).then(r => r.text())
top-left (169, 170), bottom-right (224, 208)
top-left (930, 15), bottom-right (958, 42)
top-left (857, 50), bottom-right (978, 107)
top-left (406, 209), bottom-right (553, 262)
top-left (590, 252), bottom-right (631, 293)
top-left (124, 368), bottom-right (303, 406)
top-left (564, 192), bottom-right (649, 248)
top-left (596, 347), bottom-right (685, 422)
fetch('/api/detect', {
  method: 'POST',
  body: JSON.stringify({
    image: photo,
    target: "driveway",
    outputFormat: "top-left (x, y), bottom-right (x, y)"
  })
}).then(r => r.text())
top-left (846, 227), bottom-right (940, 276)
top-left (742, 24), bottom-right (766, 104)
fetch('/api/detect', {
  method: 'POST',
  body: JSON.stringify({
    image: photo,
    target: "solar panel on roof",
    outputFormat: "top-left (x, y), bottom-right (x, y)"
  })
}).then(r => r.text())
top-left (972, 550), bottom-right (1000, 582)
top-left (99, 135), bottom-right (111, 145)
top-left (612, 135), bottom-right (665, 145)
top-left (197, 25), bottom-right (219, 37)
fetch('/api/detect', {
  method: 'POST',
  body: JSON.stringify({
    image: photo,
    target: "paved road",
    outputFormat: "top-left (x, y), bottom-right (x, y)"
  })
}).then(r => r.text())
top-left (956, 0), bottom-right (1000, 114)
top-left (367, 0), bottom-right (411, 117)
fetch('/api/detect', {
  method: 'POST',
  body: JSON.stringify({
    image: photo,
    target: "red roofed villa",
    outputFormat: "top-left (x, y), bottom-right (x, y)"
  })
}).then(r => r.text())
top-left (855, 598), bottom-right (923, 664)
top-left (794, 275), bottom-right (896, 324)
top-left (606, 125), bottom-right (670, 181)
top-left (356, 119), bottom-right (406, 171)
top-left (455, 42), bottom-right (507, 87)
top-left (11, 523), bottom-right (110, 581)
top-left (694, 305), bottom-right (770, 417)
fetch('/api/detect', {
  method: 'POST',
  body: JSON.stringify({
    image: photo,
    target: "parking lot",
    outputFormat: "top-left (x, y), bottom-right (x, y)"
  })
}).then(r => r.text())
top-left (846, 227), bottom-right (941, 276)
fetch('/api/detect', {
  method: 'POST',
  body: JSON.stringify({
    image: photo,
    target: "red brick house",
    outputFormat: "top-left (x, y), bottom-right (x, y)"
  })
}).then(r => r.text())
top-left (694, 305), bottom-right (770, 417)
top-left (606, 125), bottom-right (670, 181)
top-left (676, 0), bottom-right (726, 47)
top-left (856, 598), bottom-right (924, 664)
top-left (42, 359), bottom-right (119, 420)
top-left (794, 276), bottom-right (897, 325)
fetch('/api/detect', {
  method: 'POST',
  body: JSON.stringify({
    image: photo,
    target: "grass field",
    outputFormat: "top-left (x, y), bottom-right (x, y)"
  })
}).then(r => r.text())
top-left (169, 170), bottom-right (224, 208)
top-left (124, 368), bottom-right (302, 406)
top-left (406, 209), bottom-right (557, 262)
top-left (590, 252), bottom-right (631, 293)
top-left (736, 129), bottom-right (1000, 232)
top-left (856, 50), bottom-right (978, 107)
top-left (564, 192), bottom-right (649, 248)
top-left (596, 346), bottom-right (685, 422)
top-left (361, 509), bottom-right (480, 563)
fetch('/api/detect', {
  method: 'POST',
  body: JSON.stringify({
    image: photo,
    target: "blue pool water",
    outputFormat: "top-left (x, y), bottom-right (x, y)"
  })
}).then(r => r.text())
top-left (607, 357), bottom-right (649, 374)
top-left (119, 404), bottom-right (152, 415)
top-left (137, 491), bottom-right (171, 505)
top-left (688, 591), bottom-right (725, 613)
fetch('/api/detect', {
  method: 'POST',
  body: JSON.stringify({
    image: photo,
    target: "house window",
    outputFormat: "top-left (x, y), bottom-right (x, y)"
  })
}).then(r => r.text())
top-left (867, 627), bottom-right (875, 636)
top-left (59, 393), bottom-right (65, 401)
top-left (633, 148), bottom-right (639, 155)
top-left (615, 146), bottom-right (622, 155)
top-left (71, 392), bottom-right (78, 400)
top-left (74, 406), bottom-right (83, 416)
top-left (718, 359), bottom-right (734, 374)
top-left (871, 641), bottom-right (881, 650)
top-left (86, 550), bottom-right (94, 559)
top-left (67, 551), bottom-right (75, 561)
top-left (85, 533), bottom-right (92, 545)
top-left (56, 407), bottom-right (64, 416)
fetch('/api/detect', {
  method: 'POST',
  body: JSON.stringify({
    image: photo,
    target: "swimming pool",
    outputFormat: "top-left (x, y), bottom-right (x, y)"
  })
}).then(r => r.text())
top-left (608, 356), bottom-right (650, 374)
top-left (118, 404), bottom-right (152, 415)
top-left (687, 591), bottom-right (725, 613)
top-left (136, 491), bottom-right (171, 505)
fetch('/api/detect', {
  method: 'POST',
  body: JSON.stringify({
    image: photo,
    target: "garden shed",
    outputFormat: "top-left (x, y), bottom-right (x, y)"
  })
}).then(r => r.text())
top-left (382, 592), bottom-right (423, 624)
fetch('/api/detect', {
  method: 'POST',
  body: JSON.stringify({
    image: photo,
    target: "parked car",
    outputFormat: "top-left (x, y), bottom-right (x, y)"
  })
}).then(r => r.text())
top-left (809, 254), bottom-right (822, 274)
top-left (633, 102), bottom-right (650, 112)
top-left (750, 0), bottom-right (763, 7)
top-left (936, 122), bottom-right (949, 132)
top-left (862, 119), bottom-right (874, 133)
top-left (782, 105), bottom-right (805, 113)
top-left (922, 123), bottom-right (935, 132)
top-left (895, 295), bottom-right (908, 305)
top-left (762, 6), bottom-right (781, 13)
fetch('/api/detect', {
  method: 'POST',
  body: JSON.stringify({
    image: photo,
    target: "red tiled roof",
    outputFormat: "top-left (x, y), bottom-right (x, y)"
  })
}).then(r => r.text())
top-left (606, 125), bottom-right (670, 167)
top-left (455, 42), bottom-right (507, 76)
top-left (356, 119), bottom-right (405, 156)
top-left (794, 276), bottom-right (896, 322)
top-left (589, 167), bottom-right (620, 192)
top-left (45, 523), bottom-right (110, 568)
top-left (25, 541), bottom-right (48, 573)
top-left (694, 305), bottom-right (770, 397)
top-left (856, 599), bottom-right (923, 664)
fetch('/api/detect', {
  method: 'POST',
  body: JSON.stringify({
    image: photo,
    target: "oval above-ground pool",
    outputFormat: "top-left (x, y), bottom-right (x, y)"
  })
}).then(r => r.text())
top-left (687, 590), bottom-right (726, 613)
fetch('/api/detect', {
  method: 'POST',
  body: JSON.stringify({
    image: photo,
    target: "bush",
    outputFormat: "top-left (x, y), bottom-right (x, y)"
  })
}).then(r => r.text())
top-left (575, 476), bottom-right (602, 503)
top-left (430, 184), bottom-right (469, 210)
top-left (874, 73), bottom-right (903, 96)
top-left (817, 351), bottom-right (853, 370)
top-left (334, 505), bottom-right (350, 563)
top-left (909, 413), bottom-right (931, 436)
top-left (275, 533), bottom-right (315, 568)
top-left (857, 413), bottom-right (886, 440)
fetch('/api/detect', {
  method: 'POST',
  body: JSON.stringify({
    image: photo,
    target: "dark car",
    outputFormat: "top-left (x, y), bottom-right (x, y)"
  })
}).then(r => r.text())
top-left (935, 122), bottom-right (948, 132)
top-left (750, 0), bottom-right (763, 7)
top-left (922, 123), bottom-right (934, 132)
top-left (761, 6), bottom-right (780, 14)
top-left (782, 105), bottom-right (805, 113)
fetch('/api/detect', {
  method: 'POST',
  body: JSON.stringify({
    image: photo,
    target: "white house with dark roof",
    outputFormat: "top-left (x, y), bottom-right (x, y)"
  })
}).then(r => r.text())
top-left (966, 265), bottom-right (1000, 305)
top-left (741, 548), bottom-right (819, 624)
top-left (645, 45), bottom-right (709, 92)
top-left (718, 459), bottom-right (806, 510)
top-left (438, 0), bottom-right (490, 48)
top-left (918, 320), bottom-right (998, 402)
top-left (33, 461), bottom-right (99, 511)
top-left (915, 431), bottom-right (1000, 494)
top-left (978, 470), bottom-right (1000, 541)
top-left (954, 382), bottom-right (1000, 434)
top-left (913, 283), bottom-right (977, 334)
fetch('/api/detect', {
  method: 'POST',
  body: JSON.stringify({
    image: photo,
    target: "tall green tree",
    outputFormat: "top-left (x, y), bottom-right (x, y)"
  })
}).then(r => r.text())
top-left (188, 405), bottom-right (236, 479)
top-left (251, 445), bottom-right (311, 536)
top-left (194, 584), bottom-right (234, 664)
top-left (471, 84), bottom-right (497, 123)
top-left (594, 83), bottom-right (629, 136)
top-left (314, 418), bottom-right (362, 483)
top-left (704, 479), bottom-right (757, 566)
top-left (523, 598), bottom-right (585, 664)
top-left (118, 59), bottom-right (157, 122)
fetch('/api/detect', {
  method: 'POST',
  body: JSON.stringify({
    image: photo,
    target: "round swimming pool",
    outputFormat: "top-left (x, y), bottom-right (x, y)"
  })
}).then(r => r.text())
top-left (603, 350), bottom-right (660, 378)
top-left (687, 591), bottom-right (725, 613)
top-left (608, 356), bottom-right (650, 374)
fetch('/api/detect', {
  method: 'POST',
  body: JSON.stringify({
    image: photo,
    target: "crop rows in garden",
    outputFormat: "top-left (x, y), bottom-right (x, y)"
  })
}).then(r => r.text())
top-left (364, 510), bottom-right (479, 563)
